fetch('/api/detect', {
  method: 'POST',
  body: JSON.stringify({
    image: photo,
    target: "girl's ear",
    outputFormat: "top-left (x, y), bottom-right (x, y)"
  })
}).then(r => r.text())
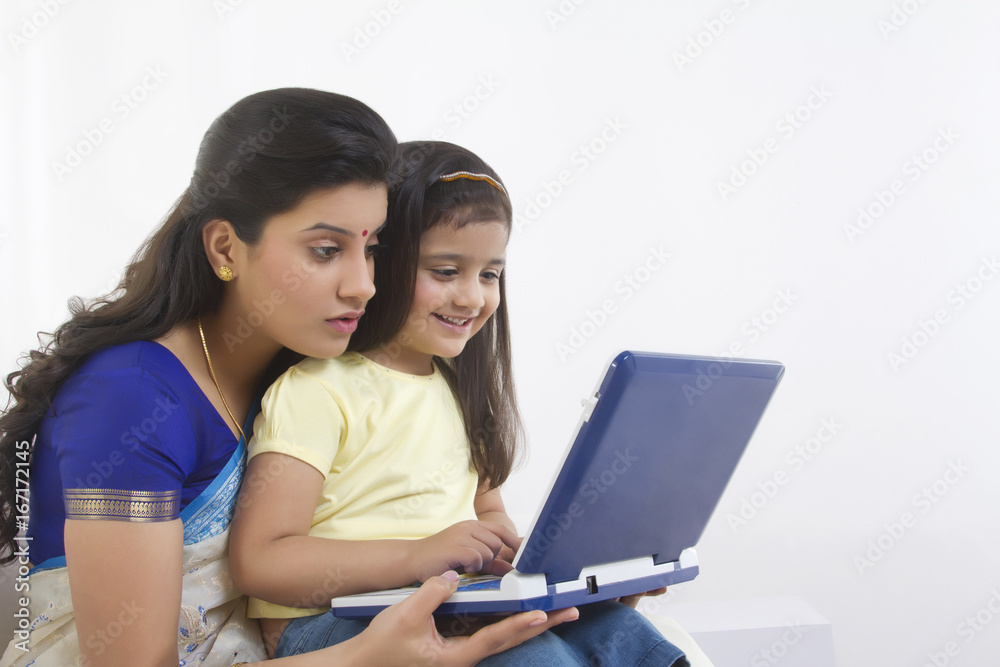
top-left (202, 219), bottom-right (247, 279)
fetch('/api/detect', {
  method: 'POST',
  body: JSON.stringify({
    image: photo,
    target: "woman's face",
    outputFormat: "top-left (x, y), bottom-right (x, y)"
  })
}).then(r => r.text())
top-left (233, 183), bottom-right (386, 358)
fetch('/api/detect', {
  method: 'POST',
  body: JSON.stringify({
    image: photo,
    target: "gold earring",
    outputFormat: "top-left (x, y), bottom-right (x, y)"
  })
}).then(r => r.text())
top-left (218, 266), bottom-right (234, 282)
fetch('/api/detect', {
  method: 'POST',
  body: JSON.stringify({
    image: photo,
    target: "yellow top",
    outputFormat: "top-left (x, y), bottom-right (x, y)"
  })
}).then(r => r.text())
top-left (245, 352), bottom-right (479, 619)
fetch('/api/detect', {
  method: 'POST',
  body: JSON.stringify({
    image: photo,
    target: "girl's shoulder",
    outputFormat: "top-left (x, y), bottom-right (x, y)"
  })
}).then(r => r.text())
top-left (284, 352), bottom-right (367, 381)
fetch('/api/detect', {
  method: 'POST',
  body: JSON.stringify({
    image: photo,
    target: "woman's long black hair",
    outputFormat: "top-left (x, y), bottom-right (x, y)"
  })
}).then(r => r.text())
top-left (0, 88), bottom-right (397, 563)
top-left (348, 141), bottom-right (523, 488)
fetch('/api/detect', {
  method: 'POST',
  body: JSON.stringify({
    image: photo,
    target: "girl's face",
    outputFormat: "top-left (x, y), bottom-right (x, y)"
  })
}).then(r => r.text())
top-left (234, 183), bottom-right (386, 359)
top-left (388, 221), bottom-right (509, 375)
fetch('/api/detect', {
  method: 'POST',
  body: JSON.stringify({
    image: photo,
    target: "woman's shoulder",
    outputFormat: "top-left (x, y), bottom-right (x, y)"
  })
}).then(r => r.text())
top-left (76, 340), bottom-right (186, 376)
top-left (57, 340), bottom-right (200, 413)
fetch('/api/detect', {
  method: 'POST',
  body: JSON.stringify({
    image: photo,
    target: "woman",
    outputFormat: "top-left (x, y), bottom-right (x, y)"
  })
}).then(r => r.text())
top-left (0, 88), bottom-right (575, 666)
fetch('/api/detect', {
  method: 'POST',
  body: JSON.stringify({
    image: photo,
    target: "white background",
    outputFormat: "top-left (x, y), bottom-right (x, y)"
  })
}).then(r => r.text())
top-left (2, 2), bottom-right (999, 665)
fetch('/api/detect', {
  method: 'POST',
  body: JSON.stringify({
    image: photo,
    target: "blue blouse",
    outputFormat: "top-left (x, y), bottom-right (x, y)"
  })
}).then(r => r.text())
top-left (27, 341), bottom-right (241, 564)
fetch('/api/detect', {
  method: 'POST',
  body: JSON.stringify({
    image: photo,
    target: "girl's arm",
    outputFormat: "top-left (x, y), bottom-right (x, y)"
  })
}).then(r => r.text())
top-left (230, 452), bottom-right (521, 605)
top-left (474, 482), bottom-right (517, 533)
top-left (473, 483), bottom-right (519, 576)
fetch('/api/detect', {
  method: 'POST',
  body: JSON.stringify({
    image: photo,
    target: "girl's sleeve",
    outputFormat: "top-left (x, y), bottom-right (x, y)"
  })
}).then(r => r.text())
top-left (52, 368), bottom-right (198, 523)
top-left (248, 366), bottom-right (345, 476)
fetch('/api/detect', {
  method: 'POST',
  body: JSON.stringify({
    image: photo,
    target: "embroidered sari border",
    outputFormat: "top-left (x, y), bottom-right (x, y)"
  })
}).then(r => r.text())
top-left (64, 488), bottom-right (180, 522)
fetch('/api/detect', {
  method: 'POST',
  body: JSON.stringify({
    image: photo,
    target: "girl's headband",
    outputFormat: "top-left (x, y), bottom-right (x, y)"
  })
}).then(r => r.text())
top-left (438, 171), bottom-right (508, 198)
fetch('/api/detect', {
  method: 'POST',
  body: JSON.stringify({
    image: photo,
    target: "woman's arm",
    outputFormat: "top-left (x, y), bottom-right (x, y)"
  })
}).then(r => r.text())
top-left (230, 452), bottom-right (521, 605)
top-left (65, 519), bottom-right (184, 666)
top-left (65, 515), bottom-right (573, 667)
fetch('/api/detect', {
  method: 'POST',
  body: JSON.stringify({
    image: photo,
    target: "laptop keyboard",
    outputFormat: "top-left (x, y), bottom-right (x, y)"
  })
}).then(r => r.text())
top-left (456, 576), bottom-right (502, 592)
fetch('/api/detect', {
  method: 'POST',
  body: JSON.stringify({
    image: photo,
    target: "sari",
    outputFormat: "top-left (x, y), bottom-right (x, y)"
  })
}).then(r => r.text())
top-left (1, 411), bottom-right (267, 666)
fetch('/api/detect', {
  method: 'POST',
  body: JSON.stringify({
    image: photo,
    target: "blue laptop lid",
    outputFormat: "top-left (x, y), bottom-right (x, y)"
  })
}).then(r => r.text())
top-left (514, 351), bottom-right (784, 584)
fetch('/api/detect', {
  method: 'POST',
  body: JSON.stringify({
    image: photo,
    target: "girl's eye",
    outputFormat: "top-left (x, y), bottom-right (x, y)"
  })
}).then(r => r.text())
top-left (432, 269), bottom-right (458, 278)
top-left (311, 245), bottom-right (340, 261)
top-left (482, 271), bottom-right (501, 282)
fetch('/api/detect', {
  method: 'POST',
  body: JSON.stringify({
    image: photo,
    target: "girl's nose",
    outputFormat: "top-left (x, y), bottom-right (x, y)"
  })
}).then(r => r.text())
top-left (451, 278), bottom-right (485, 310)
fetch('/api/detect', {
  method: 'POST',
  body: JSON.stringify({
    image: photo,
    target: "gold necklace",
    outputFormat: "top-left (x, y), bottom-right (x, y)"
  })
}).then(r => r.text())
top-left (197, 319), bottom-right (247, 443)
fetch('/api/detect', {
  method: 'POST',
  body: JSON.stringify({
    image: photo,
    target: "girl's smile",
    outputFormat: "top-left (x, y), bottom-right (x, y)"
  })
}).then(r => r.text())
top-left (432, 313), bottom-right (474, 331)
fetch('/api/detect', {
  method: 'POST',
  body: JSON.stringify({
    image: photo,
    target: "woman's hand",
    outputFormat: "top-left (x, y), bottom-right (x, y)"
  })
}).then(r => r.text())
top-left (409, 520), bottom-right (520, 582)
top-left (341, 571), bottom-right (578, 666)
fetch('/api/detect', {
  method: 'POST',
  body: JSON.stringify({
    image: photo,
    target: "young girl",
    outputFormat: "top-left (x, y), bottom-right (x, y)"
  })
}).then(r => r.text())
top-left (229, 141), bottom-right (687, 666)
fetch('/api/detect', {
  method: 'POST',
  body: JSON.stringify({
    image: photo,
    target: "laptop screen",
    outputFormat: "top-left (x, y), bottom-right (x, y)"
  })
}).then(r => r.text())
top-left (514, 351), bottom-right (784, 584)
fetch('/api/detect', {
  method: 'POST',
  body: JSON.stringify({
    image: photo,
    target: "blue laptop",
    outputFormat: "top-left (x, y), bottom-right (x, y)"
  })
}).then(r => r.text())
top-left (331, 350), bottom-right (784, 616)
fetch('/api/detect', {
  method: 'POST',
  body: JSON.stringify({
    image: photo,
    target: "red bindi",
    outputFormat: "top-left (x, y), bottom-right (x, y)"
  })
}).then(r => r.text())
top-left (362, 229), bottom-right (368, 236)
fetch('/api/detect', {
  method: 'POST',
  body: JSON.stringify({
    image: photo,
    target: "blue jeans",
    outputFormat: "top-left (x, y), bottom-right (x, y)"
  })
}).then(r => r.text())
top-left (275, 601), bottom-right (688, 666)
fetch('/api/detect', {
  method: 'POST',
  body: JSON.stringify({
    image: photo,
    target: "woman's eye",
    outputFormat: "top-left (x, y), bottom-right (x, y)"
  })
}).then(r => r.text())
top-left (482, 271), bottom-right (501, 282)
top-left (432, 269), bottom-right (458, 278)
top-left (365, 243), bottom-right (383, 259)
top-left (311, 246), bottom-right (340, 261)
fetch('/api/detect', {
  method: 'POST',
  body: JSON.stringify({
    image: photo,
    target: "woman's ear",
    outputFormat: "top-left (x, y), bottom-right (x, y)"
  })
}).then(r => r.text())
top-left (202, 219), bottom-right (244, 280)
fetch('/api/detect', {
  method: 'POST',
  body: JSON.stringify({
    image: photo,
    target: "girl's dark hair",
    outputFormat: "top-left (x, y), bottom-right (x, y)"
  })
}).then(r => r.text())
top-left (0, 88), bottom-right (397, 563)
top-left (348, 140), bottom-right (522, 488)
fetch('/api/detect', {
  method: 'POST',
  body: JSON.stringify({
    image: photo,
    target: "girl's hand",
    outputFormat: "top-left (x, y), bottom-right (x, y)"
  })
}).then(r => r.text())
top-left (345, 571), bottom-right (579, 666)
top-left (617, 586), bottom-right (669, 609)
top-left (410, 520), bottom-right (520, 582)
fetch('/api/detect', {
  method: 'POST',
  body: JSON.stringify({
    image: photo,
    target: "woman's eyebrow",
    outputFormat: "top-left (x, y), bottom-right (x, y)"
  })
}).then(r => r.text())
top-left (301, 221), bottom-right (388, 236)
